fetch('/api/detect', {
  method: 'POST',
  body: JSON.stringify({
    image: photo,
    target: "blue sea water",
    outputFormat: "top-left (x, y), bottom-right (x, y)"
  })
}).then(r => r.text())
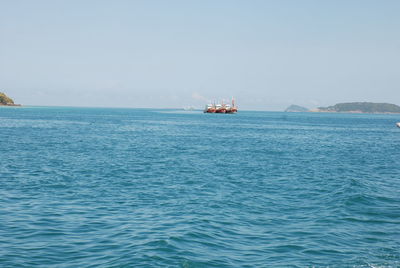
top-left (0, 107), bottom-right (399, 268)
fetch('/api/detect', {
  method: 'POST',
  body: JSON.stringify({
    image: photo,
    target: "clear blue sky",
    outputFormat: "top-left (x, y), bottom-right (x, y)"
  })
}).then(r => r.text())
top-left (1, 0), bottom-right (399, 110)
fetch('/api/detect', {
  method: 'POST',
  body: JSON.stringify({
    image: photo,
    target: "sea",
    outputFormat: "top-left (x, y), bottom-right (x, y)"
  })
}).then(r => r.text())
top-left (0, 107), bottom-right (399, 268)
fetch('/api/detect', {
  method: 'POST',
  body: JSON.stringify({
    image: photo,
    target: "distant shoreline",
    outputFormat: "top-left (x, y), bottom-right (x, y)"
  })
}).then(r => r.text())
top-left (286, 102), bottom-right (400, 114)
top-left (1, 105), bottom-right (400, 114)
top-left (0, 104), bottom-right (22, 107)
top-left (309, 110), bottom-right (400, 114)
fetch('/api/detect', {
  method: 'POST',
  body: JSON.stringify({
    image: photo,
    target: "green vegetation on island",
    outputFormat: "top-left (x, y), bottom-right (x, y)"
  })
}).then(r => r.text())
top-left (316, 102), bottom-right (400, 113)
top-left (285, 105), bottom-right (309, 112)
top-left (0, 92), bottom-right (20, 106)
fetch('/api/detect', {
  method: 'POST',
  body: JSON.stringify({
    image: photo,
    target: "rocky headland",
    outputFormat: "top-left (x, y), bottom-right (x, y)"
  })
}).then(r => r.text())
top-left (285, 105), bottom-right (309, 112)
top-left (0, 92), bottom-right (20, 106)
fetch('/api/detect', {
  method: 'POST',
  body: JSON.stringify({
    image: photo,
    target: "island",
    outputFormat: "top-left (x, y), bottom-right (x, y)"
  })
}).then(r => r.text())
top-left (0, 92), bottom-right (20, 106)
top-left (314, 102), bottom-right (400, 114)
top-left (285, 105), bottom-right (309, 112)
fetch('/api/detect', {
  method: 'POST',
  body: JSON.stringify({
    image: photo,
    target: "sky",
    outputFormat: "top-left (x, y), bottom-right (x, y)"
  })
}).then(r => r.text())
top-left (1, 0), bottom-right (399, 110)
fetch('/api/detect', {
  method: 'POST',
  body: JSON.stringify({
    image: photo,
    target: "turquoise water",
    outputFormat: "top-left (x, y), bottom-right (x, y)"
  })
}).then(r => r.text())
top-left (1, 107), bottom-right (399, 267)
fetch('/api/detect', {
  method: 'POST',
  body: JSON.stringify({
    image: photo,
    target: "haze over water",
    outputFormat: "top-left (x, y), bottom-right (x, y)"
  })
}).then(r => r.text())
top-left (1, 107), bottom-right (399, 267)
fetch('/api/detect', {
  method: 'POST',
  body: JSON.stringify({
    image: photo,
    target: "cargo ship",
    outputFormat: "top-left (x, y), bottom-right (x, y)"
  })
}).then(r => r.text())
top-left (204, 98), bottom-right (238, 113)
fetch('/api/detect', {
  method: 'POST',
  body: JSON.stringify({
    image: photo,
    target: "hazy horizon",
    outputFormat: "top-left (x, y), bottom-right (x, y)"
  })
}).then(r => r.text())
top-left (1, 1), bottom-right (399, 110)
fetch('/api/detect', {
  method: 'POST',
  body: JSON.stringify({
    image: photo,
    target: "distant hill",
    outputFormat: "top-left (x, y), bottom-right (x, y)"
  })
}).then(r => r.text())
top-left (0, 92), bottom-right (15, 105)
top-left (316, 102), bottom-right (400, 113)
top-left (285, 105), bottom-right (309, 112)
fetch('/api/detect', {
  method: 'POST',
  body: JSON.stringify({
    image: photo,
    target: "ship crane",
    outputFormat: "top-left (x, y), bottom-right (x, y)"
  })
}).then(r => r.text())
top-left (204, 97), bottom-right (238, 113)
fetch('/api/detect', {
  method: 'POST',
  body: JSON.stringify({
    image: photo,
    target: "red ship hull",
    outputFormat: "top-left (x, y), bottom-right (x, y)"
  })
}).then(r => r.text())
top-left (204, 108), bottom-right (216, 113)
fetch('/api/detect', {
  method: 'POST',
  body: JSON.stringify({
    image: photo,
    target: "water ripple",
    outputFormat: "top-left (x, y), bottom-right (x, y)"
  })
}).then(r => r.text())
top-left (1, 108), bottom-right (399, 267)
